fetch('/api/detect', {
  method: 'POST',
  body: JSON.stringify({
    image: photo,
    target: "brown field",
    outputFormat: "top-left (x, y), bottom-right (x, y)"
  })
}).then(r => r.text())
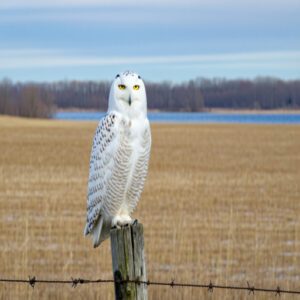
top-left (0, 116), bottom-right (299, 299)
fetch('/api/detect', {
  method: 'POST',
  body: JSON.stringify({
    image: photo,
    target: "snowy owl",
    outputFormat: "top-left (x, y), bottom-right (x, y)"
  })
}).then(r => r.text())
top-left (84, 71), bottom-right (151, 247)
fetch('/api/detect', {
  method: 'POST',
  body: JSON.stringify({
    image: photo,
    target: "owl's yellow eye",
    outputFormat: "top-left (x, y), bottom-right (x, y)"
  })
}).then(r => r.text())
top-left (118, 84), bottom-right (126, 90)
top-left (133, 85), bottom-right (140, 90)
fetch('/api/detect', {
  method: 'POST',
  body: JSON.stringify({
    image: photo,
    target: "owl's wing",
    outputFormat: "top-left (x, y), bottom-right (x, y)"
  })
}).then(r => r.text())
top-left (126, 124), bottom-right (151, 213)
top-left (84, 112), bottom-right (120, 237)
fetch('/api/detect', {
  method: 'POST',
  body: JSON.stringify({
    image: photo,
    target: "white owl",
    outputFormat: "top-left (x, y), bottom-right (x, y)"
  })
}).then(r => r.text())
top-left (84, 71), bottom-right (151, 247)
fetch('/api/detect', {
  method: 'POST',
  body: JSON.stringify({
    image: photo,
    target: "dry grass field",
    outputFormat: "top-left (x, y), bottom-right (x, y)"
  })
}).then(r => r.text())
top-left (0, 116), bottom-right (299, 299)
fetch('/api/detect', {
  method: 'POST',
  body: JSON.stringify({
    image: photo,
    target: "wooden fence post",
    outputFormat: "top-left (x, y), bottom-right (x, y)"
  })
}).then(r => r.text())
top-left (110, 221), bottom-right (147, 300)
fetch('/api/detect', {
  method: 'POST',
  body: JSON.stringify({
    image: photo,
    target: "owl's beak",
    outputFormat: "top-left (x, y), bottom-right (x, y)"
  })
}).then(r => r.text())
top-left (128, 95), bottom-right (132, 106)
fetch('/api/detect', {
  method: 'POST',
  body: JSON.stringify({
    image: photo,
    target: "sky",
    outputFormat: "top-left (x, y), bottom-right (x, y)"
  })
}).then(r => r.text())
top-left (0, 0), bottom-right (299, 82)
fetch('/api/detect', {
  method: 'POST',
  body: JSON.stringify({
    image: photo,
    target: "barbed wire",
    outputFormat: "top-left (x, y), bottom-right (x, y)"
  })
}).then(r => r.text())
top-left (0, 276), bottom-right (300, 296)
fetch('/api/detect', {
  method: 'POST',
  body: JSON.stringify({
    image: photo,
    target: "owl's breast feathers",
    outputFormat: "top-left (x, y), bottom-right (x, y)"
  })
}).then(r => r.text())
top-left (85, 112), bottom-right (151, 235)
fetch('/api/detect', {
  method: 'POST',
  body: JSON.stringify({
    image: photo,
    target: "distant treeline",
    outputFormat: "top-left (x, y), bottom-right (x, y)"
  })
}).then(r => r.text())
top-left (0, 77), bottom-right (299, 118)
top-left (0, 80), bottom-right (55, 118)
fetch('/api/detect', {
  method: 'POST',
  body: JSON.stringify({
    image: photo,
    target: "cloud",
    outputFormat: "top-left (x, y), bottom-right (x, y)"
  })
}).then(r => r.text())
top-left (1, 1), bottom-right (298, 30)
top-left (0, 0), bottom-right (199, 9)
top-left (0, 49), bottom-right (299, 70)
top-left (0, 0), bottom-right (299, 9)
top-left (0, 10), bottom-right (173, 24)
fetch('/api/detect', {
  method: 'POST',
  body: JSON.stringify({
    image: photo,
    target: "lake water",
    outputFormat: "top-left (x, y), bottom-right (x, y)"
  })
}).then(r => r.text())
top-left (55, 111), bottom-right (300, 124)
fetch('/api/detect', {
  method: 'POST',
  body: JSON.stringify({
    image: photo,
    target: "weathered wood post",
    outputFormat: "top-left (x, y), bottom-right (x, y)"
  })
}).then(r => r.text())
top-left (110, 222), bottom-right (147, 300)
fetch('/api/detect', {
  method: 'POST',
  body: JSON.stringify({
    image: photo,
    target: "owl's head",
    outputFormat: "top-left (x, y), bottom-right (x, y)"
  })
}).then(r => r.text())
top-left (108, 71), bottom-right (147, 118)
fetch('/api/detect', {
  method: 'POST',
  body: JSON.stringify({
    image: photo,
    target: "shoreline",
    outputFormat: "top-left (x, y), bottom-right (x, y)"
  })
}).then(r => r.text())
top-left (208, 108), bottom-right (300, 114)
top-left (56, 108), bottom-right (300, 114)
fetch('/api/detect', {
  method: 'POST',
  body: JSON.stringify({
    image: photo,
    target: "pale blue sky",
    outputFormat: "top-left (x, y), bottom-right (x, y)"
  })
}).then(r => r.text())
top-left (0, 0), bottom-right (299, 82)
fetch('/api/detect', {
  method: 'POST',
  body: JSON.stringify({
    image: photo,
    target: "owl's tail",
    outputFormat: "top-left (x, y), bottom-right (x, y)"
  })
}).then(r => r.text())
top-left (84, 215), bottom-right (111, 248)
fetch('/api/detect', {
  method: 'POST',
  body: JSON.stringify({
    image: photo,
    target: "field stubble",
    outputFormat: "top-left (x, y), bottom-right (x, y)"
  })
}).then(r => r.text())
top-left (0, 116), bottom-right (299, 299)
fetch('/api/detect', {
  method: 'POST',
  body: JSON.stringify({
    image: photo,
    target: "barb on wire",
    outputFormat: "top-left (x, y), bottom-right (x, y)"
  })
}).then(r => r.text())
top-left (208, 281), bottom-right (214, 293)
top-left (71, 277), bottom-right (84, 288)
top-left (170, 279), bottom-right (175, 288)
top-left (247, 281), bottom-right (255, 295)
top-left (0, 277), bottom-right (300, 296)
top-left (276, 286), bottom-right (281, 296)
top-left (28, 276), bottom-right (36, 289)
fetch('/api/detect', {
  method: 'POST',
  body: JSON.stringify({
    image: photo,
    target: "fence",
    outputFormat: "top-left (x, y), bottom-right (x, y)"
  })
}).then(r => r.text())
top-left (1, 222), bottom-right (300, 298)
top-left (0, 276), bottom-right (300, 296)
